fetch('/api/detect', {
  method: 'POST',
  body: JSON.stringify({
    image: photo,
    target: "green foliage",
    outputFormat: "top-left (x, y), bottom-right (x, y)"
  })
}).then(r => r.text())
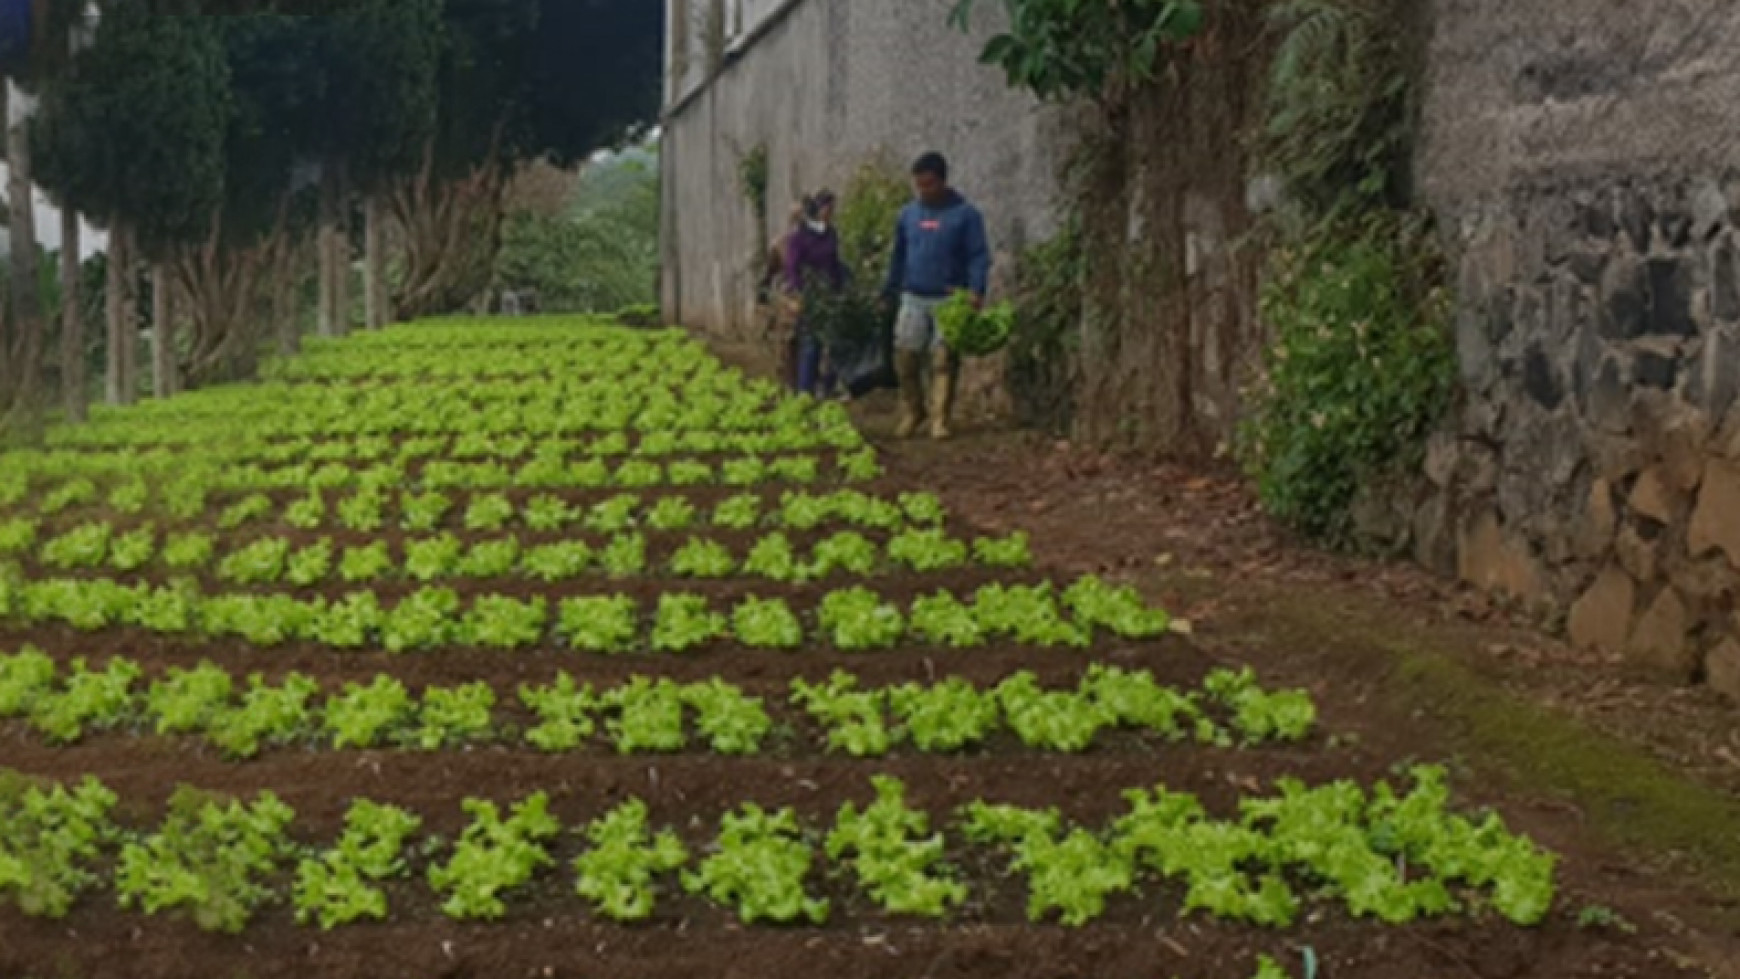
top-left (1063, 575), bottom-right (1171, 639)
top-left (146, 664), bottom-right (235, 736)
top-left (972, 531), bottom-right (1033, 568)
top-left (1263, 0), bottom-right (1412, 220)
top-left (682, 804), bottom-right (828, 925)
top-left (0, 775), bottom-right (119, 919)
top-left (890, 679), bottom-right (999, 752)
top-left (835, 162), bottom-right (910, 289)
top-left (792, 672), bottom-right (894, 758)
top-left (216, 536), bottom-right (291, 586)
top-left (325, 676), bottom-right (415, 750)
top-left (293, 800), bottom-right (422, 930)
top-left (428, 793), bottom-right (561, 921)
top-left (887, 527), bottom-right (968, 573)
top-left (827, 776), bottom-right (966, 917)
top-left (206, 673), bottom-right (321, 760)
top-left (1241, 0), bottom-right (1454, 546)
top-left (557, 595), bottom-right (638, 654)
top-left (818, 587), bottom-right (905, 651)
top-left (572, 800), bottom-right (688, 922)
top-left (732, 596), bottom-right (804, 650)
top-left (339, 541), bottom-right (393, 582)
top-left (1009, 222), bottom-right (1083, 431)
top-left (459, 594), bottom-right (547, 649)
top-left (115, 788), bottom-right (296, 934)
top-left (650, 594), bottom-right (724, 654)
top-left (908, 592), bottom-right (987, 648)
top-left (949, 0), bottom-right (1205, 104)
top-left (1204, 668), bottom-right (1317, 744)
top-left (601, 677), bottom-right (687, 754)
top-left (1240, 213), bottom-right (1454, 544)
top-left (520, 540), bottom-right (592, 582)
top-left (935, 291), bottom-right (1016, 357)
top-left (33, 8), bottom-right (233, 255)
top-left (994, 672), bottom-right (1107, 753)
top-left (670, 537), bottom-right (737, 578)
top-left (31, 658), bottom-right (141, 745)
top-left (736, 144), bottom-right (770, 218)
top-left (40, 522), bottom-right (111, 570)
top-left (0, 648), bottom-right (57, 718)
top-left (801, 161), bottom-right (906, 349)
top-left (520, 673), bottom-right (597, 752)
top-left (711, 493), bottom-right (762, 530)
top-left (416, 682), bottom-right (497, 751)
top-left (496, 146), bottom-right (661, 313)
top-left (682, 679), bottom-right (772, 755)
top-left (961, 801), bottom-right (1132, 925)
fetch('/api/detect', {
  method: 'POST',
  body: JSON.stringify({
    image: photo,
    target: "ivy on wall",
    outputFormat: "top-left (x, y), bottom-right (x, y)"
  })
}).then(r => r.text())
top-left (949, 0), bottom-right (1205, 105)
top-left (1239, 0), bottom-right (1457, 546)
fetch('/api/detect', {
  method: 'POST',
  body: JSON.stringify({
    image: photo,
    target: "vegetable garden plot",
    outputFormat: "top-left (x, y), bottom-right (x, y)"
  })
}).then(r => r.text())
top-left (0, 317), bottom-right (1685, 979)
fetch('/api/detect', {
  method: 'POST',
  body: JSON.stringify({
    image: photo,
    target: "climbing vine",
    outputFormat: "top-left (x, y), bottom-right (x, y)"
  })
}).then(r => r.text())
top-left (949, 0), bottom-right (1205, 105)
top-left (737, 144), bottom-right (770, 222)
top-left (1239, 0), bottom-right (1456, 546)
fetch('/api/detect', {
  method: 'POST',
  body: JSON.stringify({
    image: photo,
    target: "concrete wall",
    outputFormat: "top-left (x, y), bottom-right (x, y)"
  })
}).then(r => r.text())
top-left (659, 0), bottom-right (1075, 409)
top-left (1409, 0), bottom-right (1740, 696)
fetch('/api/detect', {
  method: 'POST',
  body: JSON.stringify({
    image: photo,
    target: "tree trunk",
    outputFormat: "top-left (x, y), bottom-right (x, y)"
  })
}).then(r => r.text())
top-left (318, 162), bottom-right (350, 337)
top-left (152, 264), bottom-right (177, 398)
top-left (364, 194), bottom-right (389, 329)
top-left (104, 225), bottom-right (138, 406)
top-left (5, 80), bottom-right (44, 421)
top-left (61, 207), bottom-right (85, 423)
top-left (389, 157), bottom-right (509, 321)
top-left (273, 241), bottom-right (300, 356)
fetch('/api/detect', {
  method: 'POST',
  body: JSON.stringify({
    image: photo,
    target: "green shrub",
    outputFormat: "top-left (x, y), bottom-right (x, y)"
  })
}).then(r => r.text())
top-left (1240, 213), bottom-right (1453, 544)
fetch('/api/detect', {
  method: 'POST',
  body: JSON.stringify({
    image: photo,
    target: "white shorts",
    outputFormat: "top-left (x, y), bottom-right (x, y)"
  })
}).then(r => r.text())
top-left (895, 294), bottom-right (948, 352)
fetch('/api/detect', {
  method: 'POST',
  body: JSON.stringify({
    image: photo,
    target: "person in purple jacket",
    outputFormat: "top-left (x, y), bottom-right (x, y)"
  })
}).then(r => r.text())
top-left (883, 152), bottom-right (991, 439)
top-left (784, 190), bottom-right (850, 398)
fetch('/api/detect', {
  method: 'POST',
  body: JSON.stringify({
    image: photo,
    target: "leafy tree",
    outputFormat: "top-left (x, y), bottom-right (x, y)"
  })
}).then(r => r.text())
top-left (949, 0), bottom-right (1205, 105)
top-left (392, 0), bottom-right (663, 319)
top-left (494, 145), bottom-right (659, 313)
top-left (31, 5), bottom-right (230, 408)
top-left (2, 0), bottom-right (88, 431)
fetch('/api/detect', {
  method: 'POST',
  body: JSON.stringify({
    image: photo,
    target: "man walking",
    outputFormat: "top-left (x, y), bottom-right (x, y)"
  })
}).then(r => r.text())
top-left (883, 152), bottom-right (991, 440)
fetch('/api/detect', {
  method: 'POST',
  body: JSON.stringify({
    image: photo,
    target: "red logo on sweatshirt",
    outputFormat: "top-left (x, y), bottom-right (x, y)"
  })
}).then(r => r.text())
top-left (919, 220), bottom-right (942, 231)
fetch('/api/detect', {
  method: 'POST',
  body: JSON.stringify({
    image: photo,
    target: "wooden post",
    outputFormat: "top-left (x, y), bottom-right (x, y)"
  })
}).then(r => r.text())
top-left (151, 264), bottom-right (176, 398)
top-left (364, 195), bottom-right (389, 328)
top-left (61, 207), bottom-right (84, 422)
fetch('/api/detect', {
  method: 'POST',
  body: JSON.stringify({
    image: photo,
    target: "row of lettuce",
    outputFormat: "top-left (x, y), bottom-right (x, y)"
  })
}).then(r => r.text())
top-left (0, 574), bottom-right (1170, 652)
top-left (9, 487), bottom-right (954, 541)
top-left (0, 649), bottom-right (1313, 757)
top-left (0, 769), bottom-right (1553, 937)
top-left (10, 525), bottom-right (1033, 588)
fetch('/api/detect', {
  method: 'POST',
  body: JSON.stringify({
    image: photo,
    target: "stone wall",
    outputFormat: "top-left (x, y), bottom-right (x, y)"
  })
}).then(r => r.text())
top-left (1410, 0), bottom-right (1740, 699)
top-left (659, 0), bottom-right (1075, 418)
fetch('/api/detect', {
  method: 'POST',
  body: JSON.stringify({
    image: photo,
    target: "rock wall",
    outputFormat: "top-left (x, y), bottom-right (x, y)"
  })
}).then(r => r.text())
top-left (1412, 0), bottom-right (1740, 698)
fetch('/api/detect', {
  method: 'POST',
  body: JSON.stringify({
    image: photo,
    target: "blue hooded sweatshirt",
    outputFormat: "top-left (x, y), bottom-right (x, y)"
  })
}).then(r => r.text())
top-left (883, 190), bottom-right (991, 300)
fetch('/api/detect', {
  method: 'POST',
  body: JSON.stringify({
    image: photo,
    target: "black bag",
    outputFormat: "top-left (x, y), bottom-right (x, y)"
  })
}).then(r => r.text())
top-left (805, 285), bottom-right (897, 396)
top-left (835, 332), bottom-right (893, 397)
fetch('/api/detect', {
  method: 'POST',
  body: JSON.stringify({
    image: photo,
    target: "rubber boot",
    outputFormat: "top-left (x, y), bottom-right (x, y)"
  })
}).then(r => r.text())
top-left (928, 346), bottom-right (958, 441)
top-left (894, 349), bottom-right (926, 439)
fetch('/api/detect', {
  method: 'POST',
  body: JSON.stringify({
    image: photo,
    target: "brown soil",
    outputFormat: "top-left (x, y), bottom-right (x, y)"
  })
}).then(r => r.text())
top-left (2, 361), bottom-right (1739, 979)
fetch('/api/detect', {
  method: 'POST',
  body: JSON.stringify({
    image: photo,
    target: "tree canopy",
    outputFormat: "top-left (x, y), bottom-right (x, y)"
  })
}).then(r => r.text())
top-left (32, 0), bottom-right (662, 254)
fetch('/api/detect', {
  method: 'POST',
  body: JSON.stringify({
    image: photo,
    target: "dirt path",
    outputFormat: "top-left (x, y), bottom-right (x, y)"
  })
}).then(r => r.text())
top-left (847, 390), bottom-right (1740, 976)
